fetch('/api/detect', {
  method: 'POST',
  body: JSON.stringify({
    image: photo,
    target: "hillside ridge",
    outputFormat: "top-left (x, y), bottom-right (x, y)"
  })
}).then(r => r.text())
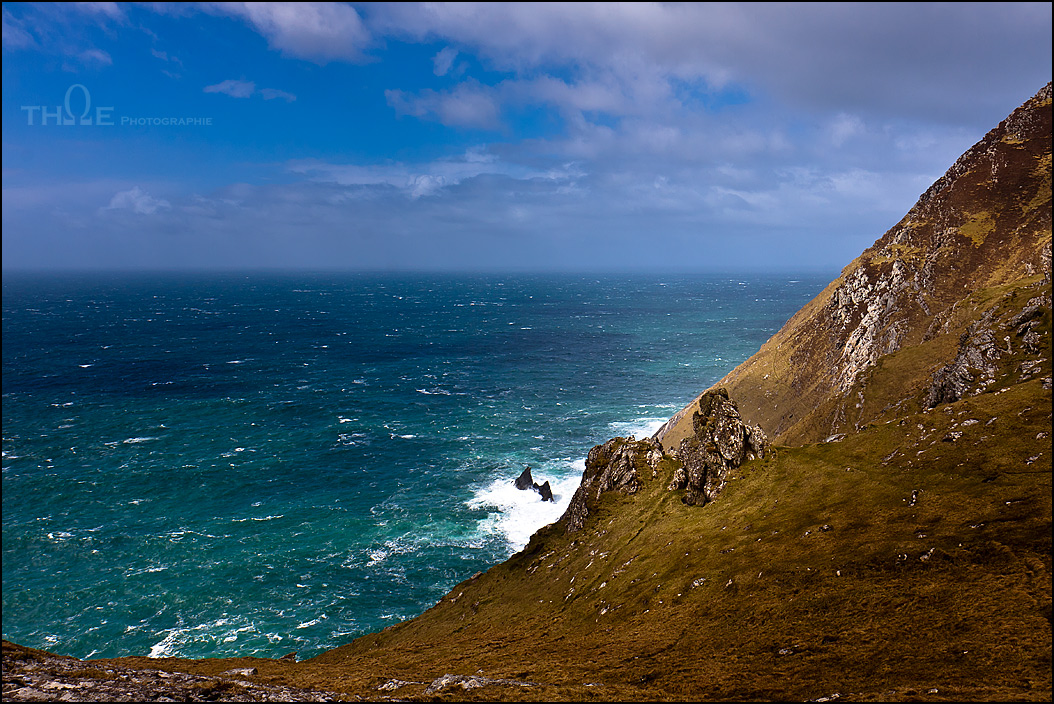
top-left (657, 81), bottom-right (1051, 449)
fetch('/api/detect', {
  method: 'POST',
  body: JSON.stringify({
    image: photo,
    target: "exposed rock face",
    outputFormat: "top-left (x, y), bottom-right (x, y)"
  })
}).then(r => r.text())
top-left (564, 436), bottom-right (665, 531)
top-left (657, 82), bottom-right (1052, 447)
top-left (667, 389), bottom-right (769, 506)
top-left (563, 389), bottom-right (767, 529)
top-left (926, 318), bottom-right (1005, 406)
top-left (926, 278), bottom-right (1051, 406)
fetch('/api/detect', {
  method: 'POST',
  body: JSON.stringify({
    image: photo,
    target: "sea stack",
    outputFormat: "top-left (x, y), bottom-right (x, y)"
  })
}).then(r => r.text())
top-left (513, 466), bottom-right (556, 502)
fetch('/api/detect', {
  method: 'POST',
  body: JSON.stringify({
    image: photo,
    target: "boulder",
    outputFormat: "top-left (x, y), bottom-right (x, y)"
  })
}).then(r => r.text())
top-left (670, 389), bottom-right (768, 506)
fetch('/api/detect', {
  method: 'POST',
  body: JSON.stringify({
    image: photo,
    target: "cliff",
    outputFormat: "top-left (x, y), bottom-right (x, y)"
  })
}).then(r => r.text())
top-left (658, 82), bottom-right (1052, 449)
top-left (4, 85), bottom-right (1051, 702)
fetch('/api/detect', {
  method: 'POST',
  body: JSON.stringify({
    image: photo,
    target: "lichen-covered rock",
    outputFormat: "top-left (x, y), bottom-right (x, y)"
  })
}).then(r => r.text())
top-left (1, 641), bottom-right (339, 702)
top-left (424, 673), bottom-right (538, 694)
top-left (563, 436), bottom-right (665, 532)
top-left (668, 389), bottom-right (768, 506)
top-left (926, 284), bottom-right (1051, 407)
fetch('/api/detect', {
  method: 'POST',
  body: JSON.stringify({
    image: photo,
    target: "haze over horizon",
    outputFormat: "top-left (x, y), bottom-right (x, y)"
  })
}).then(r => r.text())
top-left (2, 2), bottom-right (1051, 273)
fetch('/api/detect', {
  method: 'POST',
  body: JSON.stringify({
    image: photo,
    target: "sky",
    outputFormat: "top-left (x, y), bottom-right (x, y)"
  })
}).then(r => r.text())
top-left (2, 2), bottom-right (1051, 273)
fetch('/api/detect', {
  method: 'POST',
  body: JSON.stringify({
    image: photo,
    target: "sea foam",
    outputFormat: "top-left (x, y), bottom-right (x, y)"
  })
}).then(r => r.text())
top-left (608, 416), bottom-right (668, 440)
top-left (467, 459), bottom-right (585, 551)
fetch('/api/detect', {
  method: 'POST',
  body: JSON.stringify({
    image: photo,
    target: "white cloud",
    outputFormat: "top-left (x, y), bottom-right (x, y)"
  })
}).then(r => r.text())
top-left (286, 150), bottom-right (563, 199)
top-left (204, 79), bottom-right (256, 98)
top-left (2, 2), bottom-right (128, 63)
top-left (386, 81), bottom-right (502, 130)
top-left (211, 1), bottom-right (370, 63)
top-left (260, 87), bottom-right (296, 102)
top-left (78, 47), bottom-right (112, 65)
top-left (432, 46), bottom-right (457, 76)
top-left (368, 2), bottom-right (1051, 126)
top-left (150, 47), bottom-right (183, 68)
top-left (71, 2), bottom-right (125, 21)
top-left (104, 186), bottom-right (170, 215)
top-left (2, 9), bottom-right (36, 49)
top-left (203, 80), bottom-right (295, 102)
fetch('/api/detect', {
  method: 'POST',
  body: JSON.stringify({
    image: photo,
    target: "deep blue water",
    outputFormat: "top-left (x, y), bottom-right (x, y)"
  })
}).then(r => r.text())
top-left (2, 272), bottom-right (829, 660)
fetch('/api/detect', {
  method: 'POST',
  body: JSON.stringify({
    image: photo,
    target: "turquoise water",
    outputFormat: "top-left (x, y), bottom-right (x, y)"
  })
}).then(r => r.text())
top-left (2, 272), bottom-right (829, 660)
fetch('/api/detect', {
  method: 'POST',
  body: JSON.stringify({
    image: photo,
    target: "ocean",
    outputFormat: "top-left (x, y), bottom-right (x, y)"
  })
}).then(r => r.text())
top-left (2, 271), bottom-right (829, 660)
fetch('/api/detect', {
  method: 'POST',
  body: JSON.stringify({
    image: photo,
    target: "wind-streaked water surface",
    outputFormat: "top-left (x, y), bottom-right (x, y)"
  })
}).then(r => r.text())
top-left (2, 272), bottom-right (828, 660)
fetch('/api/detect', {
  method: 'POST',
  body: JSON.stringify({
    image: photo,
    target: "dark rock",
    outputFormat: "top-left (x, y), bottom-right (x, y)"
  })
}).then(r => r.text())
top-left (1007, 298), bottom-right (1045, 329)
top-left (536, 480), bottom-right (554, 502)
top-left (514, 466), bottom-right (556, 502)
top-left (514, 466), bottom-right (534, 491)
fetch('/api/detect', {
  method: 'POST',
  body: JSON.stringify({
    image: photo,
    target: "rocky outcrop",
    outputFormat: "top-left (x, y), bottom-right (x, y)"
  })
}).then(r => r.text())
top-left (563, 389), bottom-right (767, 529)
top-left (536, 480), bottom-right (554, 502)
top-left (564, 436), bottom-right (665, 531)
top-left (514, 466), bottom-right (535, 490)
top-left (926, 318), bottom-right (1006, 407)
top-left (514, 466), bottom-right (556, 502)
top-left (926, 276), bottom-right (1051, 406)
top-left (1, 641), bottom-right (339, 702)
top-left (667, 389), bottom-right (769, 506)
top-left (422, 673), bottom-right (539, 694)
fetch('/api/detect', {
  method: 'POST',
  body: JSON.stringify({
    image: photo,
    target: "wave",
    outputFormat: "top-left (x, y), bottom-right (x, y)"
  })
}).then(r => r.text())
top-left (607, 416), bottom-right (668, 439)
top-left (295, 614), bottom-right (327, 630)
top-left (120, 436), bottom-right (159, 445)
top-left (148, 617), bottom-right (267, 658)
top-left (466, 459), bottom-right (584, 551)
top-left (125, 565), bottom-right (170, 577)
